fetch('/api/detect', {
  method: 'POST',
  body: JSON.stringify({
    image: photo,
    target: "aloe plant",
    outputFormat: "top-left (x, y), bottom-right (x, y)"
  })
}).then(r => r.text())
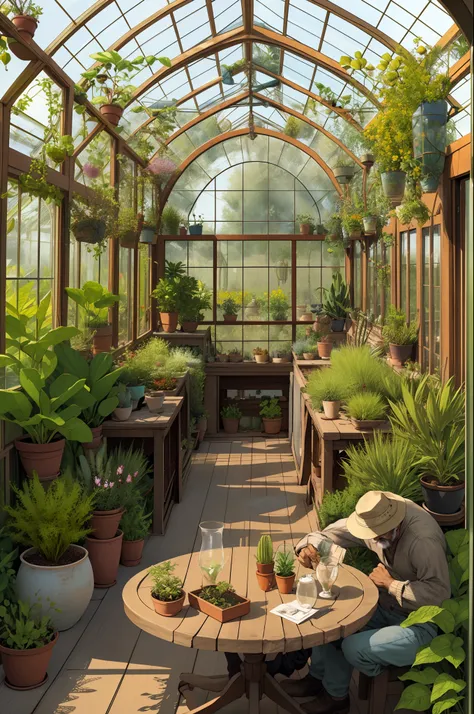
top-left (322, 273), bottom-right (351, 319)
top-left (256, 534), bottom-right (273, 565)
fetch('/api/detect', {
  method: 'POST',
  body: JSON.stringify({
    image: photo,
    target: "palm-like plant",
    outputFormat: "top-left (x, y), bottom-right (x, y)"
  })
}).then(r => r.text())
top-left (389, 377), bottom-right (465, 485)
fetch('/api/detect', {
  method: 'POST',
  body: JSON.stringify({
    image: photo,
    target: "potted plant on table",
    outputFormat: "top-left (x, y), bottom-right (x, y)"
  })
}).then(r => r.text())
top-left (113, 387), bottom-right (132, 421)
top-left (152, 275), bottom-right (180, 333)
top-left (317, 331), bottom-right (334, 360)
top-left (189, 581), bottom-right (250, 623)
top-left (65, 281), bottom-right (119, 355)
top-left (301, 338), bottom-right (319, 361)
top-left (221, 404), bottom-right (241, 434)
top-left (253, 347), bottom-right (269, 364)
top-left (6, 473), bottom-right (95, 632)
top-left (322, 273), bottom-right (351, 332)
top-left (269, 288), bottom-right (290, 321)
top-left (118, 352), bottom-right (149, 409)
top-left (260, 398), bottom-right (282, 435)
top-left (228, 348), bottom-right (243, 363)
top-left (81, 51), bottom-right (171, 127)
top-left (255, 534), bottom-right (274, 592)
top-left (296, 213), bottom-right (315, 235)
top-left (342, 212), bottom-right (363, 240)
top-left (271, 343), bottom-right (292, 363)
top-left (306, 369), bottom-right (347, 420)
top-left (216, 351), bottom-right (229, 363)
top-left (120, 505), bottom-right (151, 567)
top-left (274, 544), bottom-right (296, 594)
top-left (145, 389), bottom-right (164, 413)
top-left (189, 213), bottom-right (204, 235)
top-left (221, 297), bottom-right (239, 323)
top-left (291, 339), bottom-right (307, 360)
top-left (382, 305), bottom-right (419, 365)
top-left (148, 561), bottom-right (185, 617)
top-left (180, 280), bottom-right (211, 333)
top-left (346, 392), bottom-right (387, 430)
top-left (390, 377), bottom-right (465, 516)
top-left (0, 600), bottom-right (58, 691)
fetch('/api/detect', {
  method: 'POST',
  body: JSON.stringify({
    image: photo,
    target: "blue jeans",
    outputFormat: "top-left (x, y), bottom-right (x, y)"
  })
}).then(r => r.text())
top-left (309, 605), bottom-right (437, 698)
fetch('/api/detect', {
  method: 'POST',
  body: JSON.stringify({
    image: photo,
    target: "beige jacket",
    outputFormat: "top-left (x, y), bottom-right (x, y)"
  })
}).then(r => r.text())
top-left (296, 499), bottom-right (451, 615)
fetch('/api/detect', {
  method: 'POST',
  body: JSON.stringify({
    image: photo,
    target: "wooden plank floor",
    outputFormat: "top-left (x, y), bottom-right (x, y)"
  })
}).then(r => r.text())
top-left (0, 439), bottom-right (403, 714)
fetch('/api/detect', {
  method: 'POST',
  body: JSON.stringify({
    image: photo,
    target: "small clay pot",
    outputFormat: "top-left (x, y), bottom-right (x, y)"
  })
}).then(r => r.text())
top-left (303, 352), bottom-right (316, 360)
top-left (256, 562), bottom-right (274, 574)
top-left (228, 353), bottom-right (243, 363)
top-left (262, 418), bottom-right (282, 435)
top-left (0, 632), bottom-right (58, 690)
top-left (160, 312), bottom-right (178, 333)
top-left (299, 223), bottom-right (311, 235)
top-left (151, 591), bottom-right (185, 617)
top-left (222, 417), bottom-right (239, 434)
top-left (145, 392), bottom-right (164, 413)
top-left (15, 437), bottom-right (65, 480)
top-left (317, 341), bottom-right (333, 359)
top-left (256, 571), bottom-right (275, 592)
top-left (121, 539), bottom-right (145, 567)
top-left (82, 425), bottom-right (103, 451)
top-left (12, 15), bottom-right (38, 42)
top-left (99, 103), bottom-right (124, 126)
top-left (275, 574), bottom-right (296, 594)
top-left (323, 401), bottom-right (340, 420)
top-left (92, 325), bottom-right (113, 355)
top-left (254, 354), bottom-right (269, 363)
top-left (179, 226), bottom-right (187, 236)
top-left (90, 508), bottom-right (124, 540)
top-left (181, 321), bottom-right (198, 333)
top-left (389, 343), bottom-right (414, 366)
top-left (216, 353), bottom-right (229, 363)
top-left (113, 406), bottom-right (132, 421)
top-left (223, 314), bottom-right (237, 323)
top-left (85, 530), bottom-right (123, 588)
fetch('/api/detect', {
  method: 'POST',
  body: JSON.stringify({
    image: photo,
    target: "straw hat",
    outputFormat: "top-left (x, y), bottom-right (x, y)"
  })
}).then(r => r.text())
top-left (347, 491), bottom-right (406, 540)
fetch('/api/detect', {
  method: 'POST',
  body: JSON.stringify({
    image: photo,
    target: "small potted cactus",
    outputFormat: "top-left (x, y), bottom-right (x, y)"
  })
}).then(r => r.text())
top-left (255, 534), bottom-right (274, 591)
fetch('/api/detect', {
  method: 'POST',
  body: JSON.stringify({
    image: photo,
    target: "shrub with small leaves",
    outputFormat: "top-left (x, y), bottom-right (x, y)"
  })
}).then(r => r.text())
top-left (259, 397), bottom-right (282, 419)
top-left (121, 505), bottom-right (151, 542)
top-left (0, 600), bottom-right (55, 651)
top-left (221, 404), bottom-right (242, 419)
top-left (149, 561), bottom-right (183, 602)
top-left (198, 582), bottom-right (236, 609)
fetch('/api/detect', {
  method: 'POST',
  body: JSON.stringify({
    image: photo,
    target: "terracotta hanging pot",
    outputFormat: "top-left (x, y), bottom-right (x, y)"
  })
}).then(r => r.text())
top-left (99, 103), bottom-right (124, 126)
top-left (85, 530), bottom-right (123, 588)
top-left (92, 325), bottom-right (113, 355)
top-left (160, 311), bottom-right (178, 333)
top-left (90, 508), bottom-right (124, 540)
top-left (0, 632), bottom-right (58, 690)
top-left (12, 15), bottom-right (38, 42)
top-left (15, 438), bottom-right (65, 480)
top-left (121, 539), bottom-right (145, 567)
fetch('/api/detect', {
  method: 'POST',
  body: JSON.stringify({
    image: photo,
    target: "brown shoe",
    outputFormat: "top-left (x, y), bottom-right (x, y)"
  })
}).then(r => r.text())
top-left (280, 674), bottom-right (323, 698)
top-left (301, 691), bottom-right (350, 714)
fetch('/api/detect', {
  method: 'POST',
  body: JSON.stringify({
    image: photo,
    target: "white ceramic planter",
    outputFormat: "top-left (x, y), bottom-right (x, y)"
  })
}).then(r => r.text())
top-left (322, 401), bottom-right (341, 420)
top-left (16, 546), bottom-right (94, 631)
top-left (146, 392), bottom-right (164, 413)
top-left (113, 406), bottom-right (132, 421)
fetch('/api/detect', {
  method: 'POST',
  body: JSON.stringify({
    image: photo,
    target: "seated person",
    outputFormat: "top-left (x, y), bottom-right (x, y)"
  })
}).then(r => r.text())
top-left (278, 490), bottom-right (451, 714)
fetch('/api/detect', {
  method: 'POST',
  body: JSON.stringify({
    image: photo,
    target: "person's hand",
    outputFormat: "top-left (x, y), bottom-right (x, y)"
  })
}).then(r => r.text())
top-left (369, 563), bottom-right (394, 590)
top-left (297, 544), bottom-right (320, 569)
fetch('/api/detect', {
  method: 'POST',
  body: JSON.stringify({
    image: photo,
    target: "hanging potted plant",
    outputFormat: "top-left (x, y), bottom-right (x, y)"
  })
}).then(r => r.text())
top-left (382, 305), bottom-right (419, 365)
top-left (260, 397), bottom-right (282, 435)
top-left (6, 474), bottom-right (95, 632)
top-left (296, 213), bottom-right (315, 235)
top-left (5, 1), bottom-right (43, 47)
top-left (120, 505), bottom-right (151, 567)
top-left (0, 600), bottom-right (58, 691)
top-left (189, 213), bottom-right (204, 235)
top-left (71, 184), bottom-right (118, 256)
top-left (362, 210), bottom-right (378, 233)
top-left (221, 296), bottom-right (239, 323)
top-left (274, 544), bottom-right (296, 594)
top-left (118, 206), bottom-right (141, 248)
top-left (81, 51), bottom-right (171, 127)
top-left (148, 561), bottom-right (186, 617)
top-left (332, 159), bottom-right (355, 185)
top-left (139, 207), bottom-right (157, 245)
top-left (396, 184), bottom-right (431, 227)
top-left (221, 404), bottom-right (241, 434)
top-left (66, 281), bottom-right (119, 355)
top-left (255, 534), bottom-right (274, 592)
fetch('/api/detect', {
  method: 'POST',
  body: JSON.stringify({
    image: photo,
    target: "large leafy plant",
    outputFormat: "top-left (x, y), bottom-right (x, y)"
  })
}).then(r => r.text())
top-left (395, 529), bottom-right (469, 714)
top-left (4, 473), bottom-right (95, 563)
top-left (55, 345), bottom-right (123, 427)
top-left (322, 273), bottom-right (351, 319)
top-left (65, 281), bottom-right (119, 330)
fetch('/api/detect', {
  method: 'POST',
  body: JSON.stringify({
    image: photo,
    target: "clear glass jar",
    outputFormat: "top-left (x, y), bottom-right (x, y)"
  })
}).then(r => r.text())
top-left (296, 574), bottom-right (318, 610)
top-left (199, 521), bottom-right (225, 584)
top-left (316, 557), bottom-right (339, 599)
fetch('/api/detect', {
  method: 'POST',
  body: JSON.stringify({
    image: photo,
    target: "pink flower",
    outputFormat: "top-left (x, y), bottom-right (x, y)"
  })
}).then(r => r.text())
top-left (94, 477), bottom-right (101, 487)
top-left (146, 156), bottom-right (176, 185)
top-left (126, 474), bottom-right (132, 483)
top-left (109, 482), bottom-right (114, 488)
top-left (133, 471), bottom-right (138, 479)
top-left (83, 163), bottom-right (100, 179)
top-left (116, 465), bottom-right (124, 476)
top-left (104, 481), bottom-right (109, 489)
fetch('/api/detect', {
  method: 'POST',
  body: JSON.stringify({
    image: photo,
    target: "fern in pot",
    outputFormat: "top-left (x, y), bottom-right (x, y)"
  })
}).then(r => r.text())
top-left (120, 505), bottom-right (151, 567)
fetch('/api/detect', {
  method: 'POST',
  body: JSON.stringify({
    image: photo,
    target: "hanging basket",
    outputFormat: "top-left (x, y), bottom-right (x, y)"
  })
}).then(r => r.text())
top-left (333, 166), bottom-right (354, 185)
top-left (119, 229), bottom-right (139, 249)
top-left (412, 100), bottom-right (448, 193)
top-left (140, 226), bottom-right (157, 245)
top-left (99, 104), bottom-right (124, 126)
top-left (363, 216), bottom-right (377, 233)
top-left (72, 219), bottom-right (106, 245)
top-left (381, 171), bottom-right (406, 207)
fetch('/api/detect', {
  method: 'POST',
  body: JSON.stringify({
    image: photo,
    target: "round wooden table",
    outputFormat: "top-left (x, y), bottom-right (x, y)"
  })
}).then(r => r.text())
top-left (123, 546), bottom-right (379, 714)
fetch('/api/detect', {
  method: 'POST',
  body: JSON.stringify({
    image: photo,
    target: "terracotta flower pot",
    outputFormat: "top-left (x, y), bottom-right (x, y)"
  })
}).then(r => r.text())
top-left (160, 311), bottom-right (178, 333)
top-left (275, 574), bottom-right (296, 595)
top-left (90, 508), bottom-right (124, 541)
top-left (189, 589), bottom-right (250, 622)
top-left (121, 539), bottom-right (145, 567)
top-left (256, 571), bottom-right (275, 592)
top-left (228, 353), bottom-right (243, 363)
top-left (15, 437), bottom-right (65, 480)
top-left (12, 15), bottom-right (38, 42)
top-left (0, 632), bottom-right (58, 690)
top-left (222, 417), bottom-right (239, 434)
top-left (151, 591), bottom-right (185, 617)
top-left (223, 314), bottom-right (237, 323)
top-left (262, 417), bottom-right (282, 435)
top-left (299, 223), bottom-right (311, 235)
top-left (85, 530), bottom-right (123, 588)
top-left (82, 425), bottom-right (103, 451)
top-left (179, 227), bottom-right (188, 236)
top-left (256, 562), bottom-right (274, 574)
top-left (181, 321), bottom-right (198, 333)
top-left (317, 341), bottom-right (333, 360)
top-left (272, 356), bottom-right (290, 363)
top-left (323, 401), bottom-right (340, 420)
top-left (420, 476), bottom-right (465, 515)
top-left (92, 325), bottom-right (113, 355)
top-left (216, 353), bottom-right (229, 363)
top-left (389, 343), bottom-right (414, 366)
top-left (99, 103), bottom-right (124, 126)
top-left (303, 352), bottom-right (316, 360)
top-left (254, 354), bottom-right (269, 363)
top-left (300, 312), bottom-right (314, 322)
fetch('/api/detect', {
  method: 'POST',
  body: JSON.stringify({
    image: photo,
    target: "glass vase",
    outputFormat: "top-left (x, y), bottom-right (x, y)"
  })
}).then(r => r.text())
top-left (316, 557), bottom-right (339, 599)
top-left (199, 521), bottom-right (225, 585)
top-left (296, 574), bottom-right (318, 610)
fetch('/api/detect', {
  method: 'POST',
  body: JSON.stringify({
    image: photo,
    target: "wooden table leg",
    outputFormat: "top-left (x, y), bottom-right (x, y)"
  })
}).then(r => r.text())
top-left (321, 441), bottom-right (334, 495)
top-left (178, 673), bottom-right (245, 713)
top-left (263, 674), bottom-right (306, 714)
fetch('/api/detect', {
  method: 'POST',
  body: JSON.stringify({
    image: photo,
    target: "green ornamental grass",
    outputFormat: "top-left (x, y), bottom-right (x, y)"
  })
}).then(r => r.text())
top-left (346, 392), bottom-right (387, 421)
top-left (306, 369), bottom-right (348, 408)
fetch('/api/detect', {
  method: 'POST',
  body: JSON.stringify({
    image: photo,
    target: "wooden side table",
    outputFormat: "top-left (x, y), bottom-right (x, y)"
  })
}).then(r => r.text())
top-left (102, 396), bottom-right (184, 534)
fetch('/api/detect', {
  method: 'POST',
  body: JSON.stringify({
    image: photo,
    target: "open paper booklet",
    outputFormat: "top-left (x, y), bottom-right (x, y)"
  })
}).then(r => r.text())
top-left (270, 601), bottom-right (318, 625)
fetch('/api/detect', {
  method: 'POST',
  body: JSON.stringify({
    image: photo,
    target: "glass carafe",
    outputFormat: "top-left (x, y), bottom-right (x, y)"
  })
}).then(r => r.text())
top-left (296, 574), bottom-right (318, 610)
top-left (199, 521), bottom-right (225, 585)
top-left (316, 557), bottom-right (339, 599)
